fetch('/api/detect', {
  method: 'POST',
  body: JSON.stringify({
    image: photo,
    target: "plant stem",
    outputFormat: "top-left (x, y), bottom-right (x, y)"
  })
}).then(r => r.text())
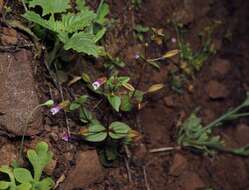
top-left (19, 104), bottom-right (44, 160)
top-left (204, 103), bottom-right (246, 131)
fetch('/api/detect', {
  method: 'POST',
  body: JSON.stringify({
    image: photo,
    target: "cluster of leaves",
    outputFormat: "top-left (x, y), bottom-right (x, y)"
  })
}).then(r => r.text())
top-left (0, 142), bottom-right (54, 190)
top-left (67, 95), bottom-right (140, 143)
top-left (175, 23), bottom-right (216, 74)
top-left (23, 0), bottom-right (109, 57)
top-left (178, 93), bottom-right (249, 156)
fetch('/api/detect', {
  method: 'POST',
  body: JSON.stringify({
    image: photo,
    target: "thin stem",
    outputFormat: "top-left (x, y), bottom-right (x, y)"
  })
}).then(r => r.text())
top-left (19, 104), bottom-right (44, 160)
top-left (21, 0), bottom-right (28, 11)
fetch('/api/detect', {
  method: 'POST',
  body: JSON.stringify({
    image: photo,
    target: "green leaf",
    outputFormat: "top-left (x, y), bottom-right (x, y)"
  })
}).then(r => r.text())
top-left (0, 181), bottom-right (9, 189)
top-left (27, 142), bottom-right (53, 181)
top-left (69, 103), bottom-right (81, 111)
top-left (79, 107), bottom-right (93, 123)
top-left (94, 28), bottom-right (106, 43)
top-left (120, 95), bottom-right (133, 112)
top-left (96, 3), bottom-right (109, 25)
top-left (28, 0), bottom-right (71, 16)
top-left (134, 24), bottom-right (150, 33)
top-left (109, 122), bottom-right (130, 139)
top-left (76, 0), bottom-right (87, 12)
top-left (61, 11), bottom-right (96, 33)
top-left (107, 95), bottom-right (121, 112)
top-left (85, 124), bottom-right (107, 142)
top-left (16, 183), bottom-right (32, 190)
top-left (231, 144), bottom-right (249, 156)
top-left (64, 32), bottom-right (101, 57)
top-left (14, 168), bottom-right (33, 184)
top-left (36, 177), bottom-right (54, 190)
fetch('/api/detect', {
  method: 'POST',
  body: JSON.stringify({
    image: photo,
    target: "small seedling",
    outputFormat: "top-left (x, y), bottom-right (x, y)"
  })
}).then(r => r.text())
top-left (178, 92), bottom-right (249, 156)
top-left (134, 24), bottom-right (150, 42)
top-left (23, 0), bottom-right (109, 58)
top-left (0, 142), bottom-right (54, 190)
top-left (174, 22), bottom-right (216, 75)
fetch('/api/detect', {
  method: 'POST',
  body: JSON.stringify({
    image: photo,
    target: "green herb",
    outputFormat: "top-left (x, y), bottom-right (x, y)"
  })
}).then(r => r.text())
top-left (0, 142), bottom-right (54, 190)
top-left (178, 93), bottom-right (249, 156)
top-left (23, 0), bottom-right (109, 57)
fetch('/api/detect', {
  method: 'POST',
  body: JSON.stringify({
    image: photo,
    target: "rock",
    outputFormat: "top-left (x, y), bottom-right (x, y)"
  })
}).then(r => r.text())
top-left (211, 58), bottom-right (231, 76)
top-left (1, 27), bottom-right (18, 45)
top-left (164, 96), bottom-right (175, 108)
top-left (234, 124), bottom-right (249, 146)
top-left (0, 144), bottom-right (19, 166)
top-left (132, 143), bottom-right (147, 160)
top-left (181, 172), bottom-right (205, 190)
top-left (63, 150), bottom-right (104, 190)
top-left (0, 50), bottom-right (42, 135)
top-left (206, 80), bottom-right (229, 99)
top-left (169, 154), bottom-right (188, 176)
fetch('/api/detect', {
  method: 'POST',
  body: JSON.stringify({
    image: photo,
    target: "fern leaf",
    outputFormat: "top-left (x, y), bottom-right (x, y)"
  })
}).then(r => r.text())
top-left (61, 11), bottom-right (96, 33)
top-left (64, 32), bottom-right (101, 57)
top-left (23, 11), bottom-right (63, 33)
top-left (28, 0), bottom-right (71, 16)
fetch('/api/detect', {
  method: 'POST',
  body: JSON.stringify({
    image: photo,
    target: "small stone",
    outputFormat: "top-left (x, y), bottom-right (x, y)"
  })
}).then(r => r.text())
top-left (0, 144), bottom-right (19, 166)
top-left (211, 58), bottom-right (231, 76)
top-left (163, 96), bottom-right (175, 108)
top-left (63, 150), bottom-right (104, 189)
top-left (206, 80), bottom-right (229, 99)
top-left (235, 124), bottom-right (249, 146)
top-left (133, 143), bottom-right (147, 160)
top-left (169, 153), bottom-right (188, 176)
top-left (182, 172), bottom-right (205, 190)
top-left (44, 159), bottom-right (57, 176)
top-left (1, 27), bottom-right (18, 45)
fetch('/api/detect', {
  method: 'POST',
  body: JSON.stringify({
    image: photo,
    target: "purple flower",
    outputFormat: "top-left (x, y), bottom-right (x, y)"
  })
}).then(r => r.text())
top-left (50, 105), bottom-right (62, 115)
top-left (92, 77), bottom-right (107, 90)
top-left (62, 132), bottom-right (70, 142)
top-left (134, 54), bottom-right (140, 59)
top-left (171, 38), bottom-right (177, 43)
top-left (92, 81), bottom-right (101, 90)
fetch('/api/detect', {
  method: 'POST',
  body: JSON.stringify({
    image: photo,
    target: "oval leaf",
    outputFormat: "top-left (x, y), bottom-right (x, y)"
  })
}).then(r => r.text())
top-left (0, 181), bottom-right (10, 189)
top-left (107, 95), bottom-right (121, 112)
top-left (109, 122), bottom-right (130, 139)
top-left (14, 168), bottom-right (33, 184)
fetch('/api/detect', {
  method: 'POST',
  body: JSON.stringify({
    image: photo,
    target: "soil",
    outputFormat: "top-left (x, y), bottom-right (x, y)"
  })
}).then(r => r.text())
top-left (1, 0), bottom-right (249, 190)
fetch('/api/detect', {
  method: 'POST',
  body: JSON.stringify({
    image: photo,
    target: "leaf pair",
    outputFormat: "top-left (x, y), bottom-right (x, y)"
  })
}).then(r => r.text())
top-left (80, 121), bottom-right (131, 142)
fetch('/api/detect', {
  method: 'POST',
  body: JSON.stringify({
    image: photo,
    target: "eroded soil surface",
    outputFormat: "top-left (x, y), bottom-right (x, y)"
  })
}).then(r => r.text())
top-left (1, 0), bottom-right (249, 190)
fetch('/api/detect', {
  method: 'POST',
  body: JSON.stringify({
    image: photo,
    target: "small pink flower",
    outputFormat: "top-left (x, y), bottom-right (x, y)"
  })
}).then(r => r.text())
top-left (134, 54), bottom-right (140, 59)
top-left (50, 105), bottom-right (62, 115)
top-left (171, 38), bottom-right (177, 43)
top-left (62, 132), bottom-right (70, 142)
top-left (92, 77), bottom-right (107, 90)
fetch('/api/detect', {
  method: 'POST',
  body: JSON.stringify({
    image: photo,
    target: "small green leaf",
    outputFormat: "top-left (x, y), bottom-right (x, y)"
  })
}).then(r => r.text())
top-left (107, 95), bottom-right (121, 112)
top-left (36, 177), bottom-right (54, 190)
top-left (0, 181), bottom-right (10, 189)
top-left (16, 183), bottom-right (32, 190)
top-left (109, 122), bottom-right (130, 139)
top-left (14, 168), bottom-right (33, 183)
top-left (96, 3), bottom-right (109, 25)
top-left (120, 95), bottom-right (133, 112)
top-left (94, 28), bottom-right (106, 42)
top-left (64, 32), bottom-right (101, 57)
top-left (84, 123), bottom-right (107, 142)
top-left (70, 103), bottom-right (81, 111)
top-left (28, 0), bottom-right (71, 16)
